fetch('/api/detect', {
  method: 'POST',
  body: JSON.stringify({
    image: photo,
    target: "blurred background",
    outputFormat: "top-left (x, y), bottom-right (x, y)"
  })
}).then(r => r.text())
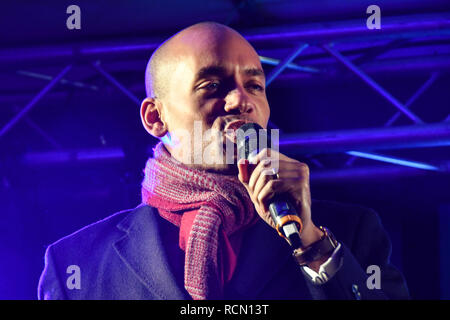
top-left (0, 0), bottom-right (449, 299)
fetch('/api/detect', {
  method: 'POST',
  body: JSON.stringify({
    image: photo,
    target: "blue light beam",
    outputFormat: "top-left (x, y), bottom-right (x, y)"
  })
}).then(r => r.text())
top-left (346, 151), bottom-right (440, 171)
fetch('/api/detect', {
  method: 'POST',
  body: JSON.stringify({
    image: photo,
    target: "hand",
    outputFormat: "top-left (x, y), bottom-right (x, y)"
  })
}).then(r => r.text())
top-left (237, 148), bottom-right (323, 248)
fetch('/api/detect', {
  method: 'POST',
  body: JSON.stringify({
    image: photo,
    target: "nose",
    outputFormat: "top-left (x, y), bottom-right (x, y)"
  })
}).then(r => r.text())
top-left (224, 87), bottom-right (253, 114)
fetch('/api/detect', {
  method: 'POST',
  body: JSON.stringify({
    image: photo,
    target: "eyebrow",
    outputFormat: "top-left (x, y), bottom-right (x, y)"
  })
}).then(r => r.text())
top-left (244, 67), bottom-right (265, 78)
top-left (194, 65), bottom-right (265, 82)
top-left (195, 65), bottom-right (227, 81)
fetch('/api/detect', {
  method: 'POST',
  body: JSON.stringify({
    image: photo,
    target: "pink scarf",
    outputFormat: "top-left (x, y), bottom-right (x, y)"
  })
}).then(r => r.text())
top-left (141, 142), bottom-right (257, 299)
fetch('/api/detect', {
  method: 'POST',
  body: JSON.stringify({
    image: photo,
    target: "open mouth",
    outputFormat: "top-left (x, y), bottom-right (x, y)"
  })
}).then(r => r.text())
top-left (223, 119), bottom-right (250, 143)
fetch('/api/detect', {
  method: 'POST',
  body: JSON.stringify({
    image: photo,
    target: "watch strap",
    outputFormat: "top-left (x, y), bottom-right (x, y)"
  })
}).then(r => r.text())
top-left (292, 226), bottom-right (338, 266)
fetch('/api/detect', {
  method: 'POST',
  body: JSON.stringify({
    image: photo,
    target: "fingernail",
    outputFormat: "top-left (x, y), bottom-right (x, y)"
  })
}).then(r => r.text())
top-left (238, 158), bottom-right (248, 166)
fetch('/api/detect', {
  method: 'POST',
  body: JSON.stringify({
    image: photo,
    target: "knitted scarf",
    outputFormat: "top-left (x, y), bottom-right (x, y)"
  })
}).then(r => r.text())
top-left (141, 142), bottom-right (257, 300)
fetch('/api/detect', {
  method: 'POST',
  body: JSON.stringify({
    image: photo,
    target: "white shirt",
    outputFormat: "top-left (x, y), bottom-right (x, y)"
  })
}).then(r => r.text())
top-left (302, 243), bottom-right (343, 284)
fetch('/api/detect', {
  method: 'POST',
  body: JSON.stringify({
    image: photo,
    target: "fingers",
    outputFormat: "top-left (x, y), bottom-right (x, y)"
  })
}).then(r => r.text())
top-left (248, 158), bottom-right (273, 191)
top-left (237, 148), bottom-right (313, 231)
top-left (252, 170), bottom-right (302, 201)
top-left (238, 158), bottom-right (264, 213)
top-left (237, 158), bottom-right (250, 183)
top-left (247, 148), bottom-right (279, 191)
top-left (239, 148), bottom-right (308, 195)
top-left (238, 148), bottom-right (275, 184)
top-left (256, 178), bottom-right (283, 212)
top-left (238, 158), bottom-right (259, 184)
top-left (248, 147), bottom-right (297, 164)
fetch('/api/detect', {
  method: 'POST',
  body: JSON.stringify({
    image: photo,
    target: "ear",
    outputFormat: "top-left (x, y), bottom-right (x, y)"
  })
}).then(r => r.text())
top-left (140, 97), bottom-right (168, 138)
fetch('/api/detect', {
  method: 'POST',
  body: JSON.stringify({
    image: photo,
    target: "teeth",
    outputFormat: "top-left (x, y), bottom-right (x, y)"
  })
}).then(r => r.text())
top-left (224, 120), bottom-right (246, 131)
top-left (223, 120), bottom-right (248, 143)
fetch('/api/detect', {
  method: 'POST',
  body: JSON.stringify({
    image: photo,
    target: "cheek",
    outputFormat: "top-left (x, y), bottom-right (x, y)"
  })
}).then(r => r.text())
top-left (256, 99), bottom-right (270, 127)
top-left (204, 100), bottom-right (227, 126)
top-left (164, 93), bottom-right (199, 124)
top-left (264, 101), bottom-right (270, 119)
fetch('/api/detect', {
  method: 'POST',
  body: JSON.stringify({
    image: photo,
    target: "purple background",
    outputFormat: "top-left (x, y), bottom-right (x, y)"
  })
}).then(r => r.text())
top-left (0, 0), bottom-right (449, 299)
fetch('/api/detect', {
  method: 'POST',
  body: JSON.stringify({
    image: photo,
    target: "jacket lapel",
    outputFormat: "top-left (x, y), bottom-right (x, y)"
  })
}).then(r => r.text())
top-left (226, 220), bottom-right (297, 298)
top-left (113, 204), bottom-right (190, 300)
top-left (227, 200), bottom-right (334, 299)
top-left (113, 204), bottom-right (314, 299)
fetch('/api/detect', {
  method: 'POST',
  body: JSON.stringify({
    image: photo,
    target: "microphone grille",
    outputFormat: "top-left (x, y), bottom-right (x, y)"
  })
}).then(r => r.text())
top-left (236, 122), bottom-right (270, 161)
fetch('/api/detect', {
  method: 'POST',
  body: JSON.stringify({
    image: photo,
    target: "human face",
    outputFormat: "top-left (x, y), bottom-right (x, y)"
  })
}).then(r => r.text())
top-left (160, 29), bottom-right (271, 173)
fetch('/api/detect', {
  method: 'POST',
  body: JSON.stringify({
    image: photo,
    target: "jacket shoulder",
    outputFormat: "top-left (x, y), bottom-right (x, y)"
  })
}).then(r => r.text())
top-left (38, 204), bottom-right (158, 299)
top-left (47, 204), bottom-right (153, 256)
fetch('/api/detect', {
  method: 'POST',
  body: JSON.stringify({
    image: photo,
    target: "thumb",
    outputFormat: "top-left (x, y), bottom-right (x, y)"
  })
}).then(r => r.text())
top-left (237, 158), bottom-right (250, 184)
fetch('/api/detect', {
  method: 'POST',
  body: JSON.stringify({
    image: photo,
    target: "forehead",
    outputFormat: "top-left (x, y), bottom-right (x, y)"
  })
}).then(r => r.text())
top-left (170, 29), bottom-right (263, 79)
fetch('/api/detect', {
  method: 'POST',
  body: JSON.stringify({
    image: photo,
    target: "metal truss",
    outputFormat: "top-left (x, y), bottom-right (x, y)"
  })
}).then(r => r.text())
top-left (1, 13), bottom-right (449, 180)
top-left (0, 65), bottom-right (72, 138)
top-left (258, 13), bottom-right (450, 176)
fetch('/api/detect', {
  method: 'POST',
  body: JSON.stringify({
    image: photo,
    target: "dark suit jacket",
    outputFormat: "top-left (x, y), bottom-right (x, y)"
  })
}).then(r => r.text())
top-left (38, 199), bottom-right (409, 300)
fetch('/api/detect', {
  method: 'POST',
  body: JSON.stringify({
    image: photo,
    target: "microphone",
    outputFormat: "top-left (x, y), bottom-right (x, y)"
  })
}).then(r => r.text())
top-left (236, 122), bottom-right (303, 248)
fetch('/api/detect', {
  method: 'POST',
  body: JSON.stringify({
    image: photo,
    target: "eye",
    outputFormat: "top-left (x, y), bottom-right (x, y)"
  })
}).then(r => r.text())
top-left (202, 81), bottom-right (220, 91)
top-left (247, 83), bottom-right (264, 92)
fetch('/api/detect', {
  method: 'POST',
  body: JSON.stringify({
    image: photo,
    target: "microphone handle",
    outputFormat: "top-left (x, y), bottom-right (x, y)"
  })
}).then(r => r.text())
top-left (235, 122), bottom-right (303, 248)
top-left (268, 194), bottom-right (303, 248)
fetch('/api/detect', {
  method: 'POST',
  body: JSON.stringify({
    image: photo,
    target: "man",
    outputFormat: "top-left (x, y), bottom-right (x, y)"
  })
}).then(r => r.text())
top-left (38, 22), bottom-right (409, 300)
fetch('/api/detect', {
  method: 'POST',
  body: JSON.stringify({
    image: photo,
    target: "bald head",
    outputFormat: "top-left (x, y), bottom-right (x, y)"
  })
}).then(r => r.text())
top-left (144, 22), bottom-right (254, 99)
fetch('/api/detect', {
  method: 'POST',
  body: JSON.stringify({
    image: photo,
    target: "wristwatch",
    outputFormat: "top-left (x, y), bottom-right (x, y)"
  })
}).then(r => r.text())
top-left (292, 226), bottom-right (338, 266)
